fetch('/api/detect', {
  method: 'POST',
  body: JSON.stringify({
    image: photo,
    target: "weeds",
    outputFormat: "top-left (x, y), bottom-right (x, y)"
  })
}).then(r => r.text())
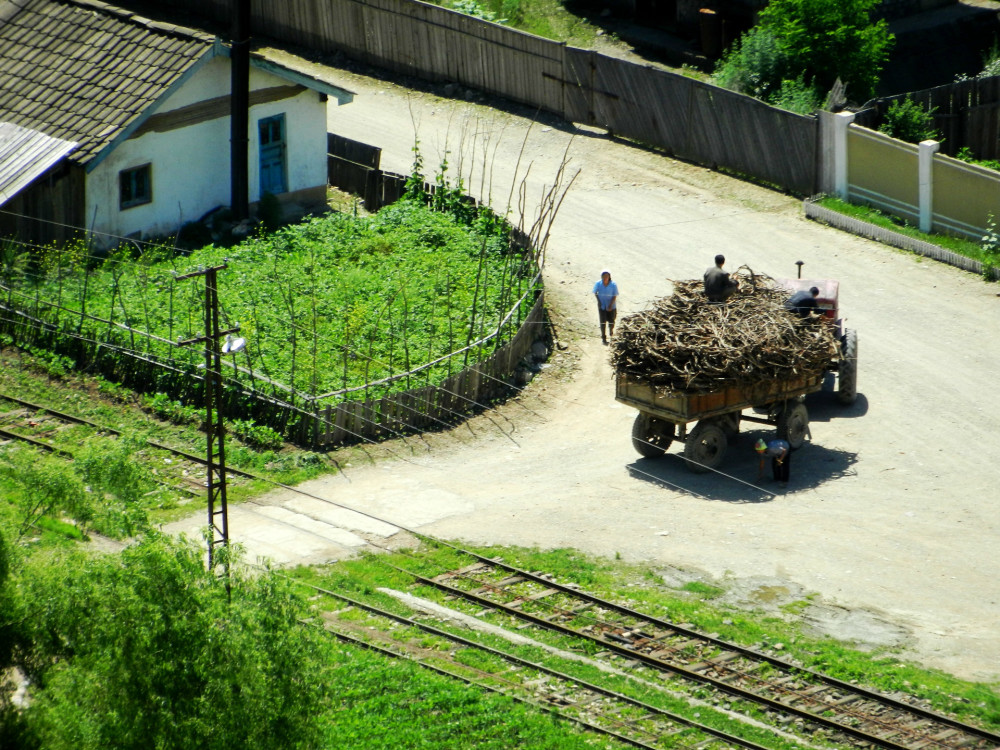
top-left (230, 419), bottom-right (284, 450)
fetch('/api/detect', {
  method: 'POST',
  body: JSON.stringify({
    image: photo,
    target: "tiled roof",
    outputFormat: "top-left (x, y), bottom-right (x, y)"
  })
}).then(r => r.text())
top-left (0, 121), bottom-right (77, 204)
top-left (0, 0), bottom-right (215, 166)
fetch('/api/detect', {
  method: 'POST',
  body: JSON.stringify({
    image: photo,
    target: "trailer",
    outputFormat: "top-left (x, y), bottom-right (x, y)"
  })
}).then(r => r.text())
top-left (616, 371), bottom-right (824, 472)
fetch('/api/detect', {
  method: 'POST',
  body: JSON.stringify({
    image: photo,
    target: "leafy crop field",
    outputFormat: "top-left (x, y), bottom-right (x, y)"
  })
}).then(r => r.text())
top-left (3, 198), bottom-right (538, 404)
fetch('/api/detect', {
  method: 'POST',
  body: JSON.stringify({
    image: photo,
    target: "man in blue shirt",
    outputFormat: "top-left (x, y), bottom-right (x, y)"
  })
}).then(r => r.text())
top-left (593, 269), bottom-right (619, 344)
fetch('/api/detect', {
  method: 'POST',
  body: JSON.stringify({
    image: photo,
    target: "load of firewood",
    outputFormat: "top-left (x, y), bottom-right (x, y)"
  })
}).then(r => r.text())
top-left (610, 269), bottom-right (839, 392)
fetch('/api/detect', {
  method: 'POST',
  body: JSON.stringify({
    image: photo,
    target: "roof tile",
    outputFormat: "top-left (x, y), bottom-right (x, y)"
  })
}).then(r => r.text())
top-left (0, 0), bottom-right (213, 165)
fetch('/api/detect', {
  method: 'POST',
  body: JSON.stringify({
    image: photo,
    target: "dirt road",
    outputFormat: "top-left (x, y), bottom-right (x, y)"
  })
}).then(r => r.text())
top-left (171, 53), bottom-right (1000, 682)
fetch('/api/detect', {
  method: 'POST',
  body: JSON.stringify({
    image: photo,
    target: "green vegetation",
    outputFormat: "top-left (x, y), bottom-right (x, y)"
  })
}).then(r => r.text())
top-left (298, 544), bottom-right (1000, 732)
top-left (1, 534), bottom-right (325, 749)
top-left (2, 192), bottom-right (537, 406)
top-left (956, 146), bottom-right (1000, 173)
top-left (714, 0), bottom-right (893, 110)
top-left (434, 0), bottom-right (604, 45)
top-left (815, 196), bottom-right (1000, 273)
top-left (0, 347), bottom-right (334, 527)
top-left (0, 530), bottom-right (629, 749)
top-left (878, 97), bottom-right (940, 143)
top-left (957, 41), bottom-right (1000, 82)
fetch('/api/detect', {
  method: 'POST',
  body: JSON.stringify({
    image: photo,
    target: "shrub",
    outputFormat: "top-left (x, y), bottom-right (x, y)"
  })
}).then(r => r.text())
top-left (714, 0), bottom-right (893, 105)
top-left (878, 97), bottom-right (940, 143)
top-left (714, 27), bottom-right (787, 101)
top-left (770, 75), bottom-right (823, 114)
top-left (229, 419), bottom-right (284, 451)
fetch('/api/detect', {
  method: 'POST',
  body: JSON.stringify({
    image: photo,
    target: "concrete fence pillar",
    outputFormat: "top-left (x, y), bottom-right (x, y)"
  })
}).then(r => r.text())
top-left (833, 112), bottom-right (855, 200)
top-left (918, 139), bottom-right (940, 233)
top-left (817, 110), bottom-right (856, 198)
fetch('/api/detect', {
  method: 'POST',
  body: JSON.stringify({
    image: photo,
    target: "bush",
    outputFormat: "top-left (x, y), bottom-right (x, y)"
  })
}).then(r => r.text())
top-left (714, 27), bottom-right (788, 101)
top-left (714, 0), bottom-right (893, 105)
top-left (11, 535), bottom-right (329, 750)
top-left (229, 419), bottom-right (284, 451)
top-left (879, 97), bottom-right (939, 143)
top-left (770, 75), bottom-right (823, 114)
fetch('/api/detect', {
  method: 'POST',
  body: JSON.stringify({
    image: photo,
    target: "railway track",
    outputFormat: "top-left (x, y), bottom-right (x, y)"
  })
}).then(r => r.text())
top-left (306, 582), bottom-right (784, 750)
top-left (379, 549), bottom-right (1000, 750)
top-left (0, 392), bottom-right (253, 496)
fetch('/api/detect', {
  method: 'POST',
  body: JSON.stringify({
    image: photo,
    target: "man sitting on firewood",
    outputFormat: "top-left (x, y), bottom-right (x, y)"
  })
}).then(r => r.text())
top-left (703, 254), bottom-right (739, 302)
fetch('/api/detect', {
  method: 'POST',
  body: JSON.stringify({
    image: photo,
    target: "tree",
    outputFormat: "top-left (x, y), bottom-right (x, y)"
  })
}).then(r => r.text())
top-left (11, 534), bottom-right (328, 750)
top-left (714, 0), bottom-right (893, 108)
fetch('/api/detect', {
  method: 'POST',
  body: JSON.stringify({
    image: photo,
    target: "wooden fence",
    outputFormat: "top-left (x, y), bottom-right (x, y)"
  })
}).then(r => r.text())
top-left (856, 76), bottom-right (1000, 160)
top-left (312, 293), bottom-right (544, 446)
top-left (563, 49), bottom-right (817, 193)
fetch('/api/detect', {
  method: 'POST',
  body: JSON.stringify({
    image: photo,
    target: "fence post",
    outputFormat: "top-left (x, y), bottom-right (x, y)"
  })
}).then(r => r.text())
top-left (918, 140), bottom-right (941, 234)
top-left (833, 111), bottom-right (856, 200)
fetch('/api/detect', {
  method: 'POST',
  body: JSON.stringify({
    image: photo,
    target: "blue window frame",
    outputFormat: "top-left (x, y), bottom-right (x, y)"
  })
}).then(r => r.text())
top-left (258, 114), bottom-right (287, 195)
top-left (119, 164), bottom-right (152, 209)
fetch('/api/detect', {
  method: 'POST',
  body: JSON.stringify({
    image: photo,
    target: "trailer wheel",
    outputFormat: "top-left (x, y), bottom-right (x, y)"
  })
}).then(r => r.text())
top-left (631, 413), bottom-right (674, 458)
top-left (837, 329), bottom-right (858, 405)
top-left (683, 421), bottom-right (727, 473)
top-left (776, 402), bottom-right (809, 449)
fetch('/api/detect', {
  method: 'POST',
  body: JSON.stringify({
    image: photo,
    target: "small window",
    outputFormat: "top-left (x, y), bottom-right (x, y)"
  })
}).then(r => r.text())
top-left (120, 164), bottom-right (152, 209)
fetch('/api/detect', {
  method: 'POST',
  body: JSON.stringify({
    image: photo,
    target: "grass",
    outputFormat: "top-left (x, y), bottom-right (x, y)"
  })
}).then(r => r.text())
top-left (0, 346), bottom-right (337, 537)
top-left (431, 0), bottom-right (606, 46)
top-left (318, 641), bottom-right (628, 748)
top-left (298, 543), bottom-right (1000, 734)
top-left (815, 196), bottom-right (1000, 270)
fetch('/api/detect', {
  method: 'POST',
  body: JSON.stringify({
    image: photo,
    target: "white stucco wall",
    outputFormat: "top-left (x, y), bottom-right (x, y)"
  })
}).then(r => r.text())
top-left (86, 56), bottom-right (329, 245)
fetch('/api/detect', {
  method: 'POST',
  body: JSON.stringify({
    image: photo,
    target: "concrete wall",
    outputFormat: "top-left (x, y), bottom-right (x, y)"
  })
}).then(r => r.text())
top-left (847, 127), bottom-right (919, 225)
top-left (86, 57), bottom-right (328, 245)
top-left (819, 112), bottom-right (1000, 241)
top-left (932, 155), bottom-right (1000, 239)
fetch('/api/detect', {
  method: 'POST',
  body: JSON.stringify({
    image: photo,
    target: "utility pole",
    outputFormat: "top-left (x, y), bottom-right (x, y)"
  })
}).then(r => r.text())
top-left (231, 0), bottom-right (251, 221)
top-left (177, 264), bottom-right (240, 578)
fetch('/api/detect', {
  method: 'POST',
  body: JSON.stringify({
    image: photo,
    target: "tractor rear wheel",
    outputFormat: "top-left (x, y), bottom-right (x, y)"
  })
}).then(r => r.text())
top-left (631, 413), bottom-right (674, 458)
top-left (837, 328), bottom-right (858, 405)
top-left (776, 402), bottom-right (809, 449)
top-left (683, 421), bottom-right (727, 473)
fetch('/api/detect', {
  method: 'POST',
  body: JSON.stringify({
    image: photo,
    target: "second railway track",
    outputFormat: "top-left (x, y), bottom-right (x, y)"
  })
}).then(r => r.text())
top-left (335, 546), bottom-right (1000, 750)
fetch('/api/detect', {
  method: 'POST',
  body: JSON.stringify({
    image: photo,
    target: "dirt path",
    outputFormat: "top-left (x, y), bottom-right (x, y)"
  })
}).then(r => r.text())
top-left (170, 55), bottom-right (1000, 683)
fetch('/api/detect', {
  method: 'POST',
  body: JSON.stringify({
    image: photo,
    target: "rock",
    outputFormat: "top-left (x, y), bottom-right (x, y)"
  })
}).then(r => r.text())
top-left (531, 341), bottom-right (549, 360)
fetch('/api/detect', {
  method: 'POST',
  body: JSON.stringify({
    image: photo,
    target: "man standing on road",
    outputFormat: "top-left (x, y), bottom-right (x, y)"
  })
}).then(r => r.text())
top-left (786, 286), bottom-right (821, 318)
top-left (593, 269), bottom-right (619, 344)
top-left (755, 438), bottom-right (791, 484)
top-left (704, 254), bottom-right (739, 302)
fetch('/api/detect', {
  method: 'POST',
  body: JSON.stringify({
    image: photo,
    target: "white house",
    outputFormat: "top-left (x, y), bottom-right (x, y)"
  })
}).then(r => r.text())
top-left (0, 0), bottom-right (353, 248)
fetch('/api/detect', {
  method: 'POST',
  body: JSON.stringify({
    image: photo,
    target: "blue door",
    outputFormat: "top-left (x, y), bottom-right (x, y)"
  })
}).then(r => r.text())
top-left (258, 114), bottom-right (287, 195)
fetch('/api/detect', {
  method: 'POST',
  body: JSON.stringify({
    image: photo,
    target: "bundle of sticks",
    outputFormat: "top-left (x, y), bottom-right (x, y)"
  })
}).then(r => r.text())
top-left (611, 269), bottom-right (839, 392)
